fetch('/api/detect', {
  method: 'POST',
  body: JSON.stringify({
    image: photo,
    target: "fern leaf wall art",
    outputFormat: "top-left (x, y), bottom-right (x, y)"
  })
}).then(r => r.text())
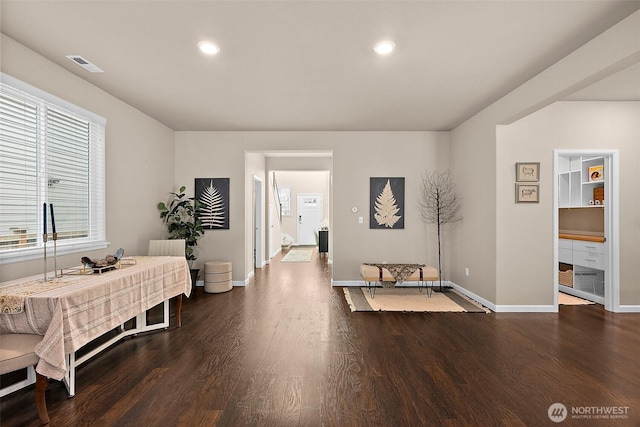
top-left (370, 177), bottom-right (404, 229)
top-left (195, 178), bottom-right (230, 229)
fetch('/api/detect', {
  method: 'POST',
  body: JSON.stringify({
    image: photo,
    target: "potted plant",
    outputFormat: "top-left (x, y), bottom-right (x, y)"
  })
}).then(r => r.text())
top-left (157, 186), bottom-right (204, 285)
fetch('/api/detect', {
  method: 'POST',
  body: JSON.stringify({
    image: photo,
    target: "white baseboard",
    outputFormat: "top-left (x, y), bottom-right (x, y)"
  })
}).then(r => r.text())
top-left (493, 305), bottom-right (557, 312)
top-left (448, 282), bottom-right (562, 312)
top-left (195, 279), bottom-right (247, 287)
top-left (615, 305), bottom-right (640, 313)
top-left (235, 271), bottom-right (253, 287)
top-left (334, 279), bottom-right (561, 313)
top-left (332, 280), bottom-right (361, 287)
top-left (446, 281), bottom-right (497, 311)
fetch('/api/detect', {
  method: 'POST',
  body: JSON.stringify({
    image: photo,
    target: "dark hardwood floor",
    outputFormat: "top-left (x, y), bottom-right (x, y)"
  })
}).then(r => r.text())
top-left (2, 248), bottom-right (639, 426)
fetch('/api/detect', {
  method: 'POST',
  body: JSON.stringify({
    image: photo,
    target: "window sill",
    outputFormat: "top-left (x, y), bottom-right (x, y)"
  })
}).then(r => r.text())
top-left (0, 240), bottom-right (110, 266)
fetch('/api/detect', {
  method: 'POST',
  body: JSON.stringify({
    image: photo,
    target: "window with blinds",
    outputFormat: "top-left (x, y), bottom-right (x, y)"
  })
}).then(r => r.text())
top-left (0, 74), bottom-right (106, 264)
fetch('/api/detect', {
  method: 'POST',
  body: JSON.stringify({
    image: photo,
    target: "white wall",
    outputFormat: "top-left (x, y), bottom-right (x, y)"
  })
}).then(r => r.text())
top-left (497, 101), bottom-right (640, 305)
top-left (0, 35), bottom-right (175, 282)
top-left (246, 153), bottom-right (267, 277)
top-left (450, 11), bottom-right (640, 309)
top-left (174, 131), bottom-right (450, 283)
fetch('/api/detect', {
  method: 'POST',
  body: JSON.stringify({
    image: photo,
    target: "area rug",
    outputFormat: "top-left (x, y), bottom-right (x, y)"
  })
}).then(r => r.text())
top-left (559, 292), bottom-right (595, 305)
top-left (343, 287), bottom-right (490, 313)
top-left (281, 248), bottom-right (313, 262)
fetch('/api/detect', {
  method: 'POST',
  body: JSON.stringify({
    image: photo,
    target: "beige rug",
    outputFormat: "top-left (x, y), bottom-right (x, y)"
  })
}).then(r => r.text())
top-left (343, 287), bottom-right (490, 313)
top-left (281, 248), bottom-right (313, 262)
top-left (559, 292), bottom-right (595, 305)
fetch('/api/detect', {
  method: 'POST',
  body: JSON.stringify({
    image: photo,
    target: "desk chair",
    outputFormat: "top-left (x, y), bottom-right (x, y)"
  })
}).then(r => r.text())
top-left (148, 239), bottom-right (186, 327)
top-left (0, 334), bottom-right (50, 425)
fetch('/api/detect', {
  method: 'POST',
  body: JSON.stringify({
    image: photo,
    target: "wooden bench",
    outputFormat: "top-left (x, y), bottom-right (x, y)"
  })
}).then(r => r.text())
top-left (360, 264), bottom-right (438, 298)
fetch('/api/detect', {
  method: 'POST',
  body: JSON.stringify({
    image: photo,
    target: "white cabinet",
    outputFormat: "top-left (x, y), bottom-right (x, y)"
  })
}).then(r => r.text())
top-left (559, 239), bottom-right (572, 264)
top-left (558, 156), bottom-right (604, 208)
top-left (572, 241), bottom-right (605, 271)
top-left (559, 239), bottom-right (605, 300)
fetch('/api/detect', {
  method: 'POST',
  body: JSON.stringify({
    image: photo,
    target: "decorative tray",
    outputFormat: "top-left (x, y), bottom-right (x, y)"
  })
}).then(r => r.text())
top-left (61, 257), bottom-right (137, 276)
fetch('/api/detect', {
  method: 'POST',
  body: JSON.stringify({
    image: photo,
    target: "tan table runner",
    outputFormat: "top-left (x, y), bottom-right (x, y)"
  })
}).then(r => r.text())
top-left (0, 256), bottom-right (191, 380)
top-left (1, 274), bottom-right (92, 314)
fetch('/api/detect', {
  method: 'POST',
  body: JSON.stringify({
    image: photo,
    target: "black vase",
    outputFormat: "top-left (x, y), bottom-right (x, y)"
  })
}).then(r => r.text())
top-left (189, 269), bottom-right (200, 293)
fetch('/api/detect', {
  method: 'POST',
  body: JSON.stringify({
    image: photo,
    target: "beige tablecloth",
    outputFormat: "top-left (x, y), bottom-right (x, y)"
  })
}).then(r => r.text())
top-left (0, 256), bottom-right (191, 380)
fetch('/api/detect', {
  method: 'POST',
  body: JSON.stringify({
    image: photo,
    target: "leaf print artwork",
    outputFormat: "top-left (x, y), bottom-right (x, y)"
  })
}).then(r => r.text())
top-left (374, 179), bottom-right (401, 228)
top-left (199, 180), bottom-right (226, 228)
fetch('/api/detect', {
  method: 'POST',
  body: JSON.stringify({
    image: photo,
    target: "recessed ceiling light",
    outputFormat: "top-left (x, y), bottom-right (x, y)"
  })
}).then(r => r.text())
top-left (373, 40), bottom-right (395, 55)
top-left (198, 41), bottom-right (220, 55)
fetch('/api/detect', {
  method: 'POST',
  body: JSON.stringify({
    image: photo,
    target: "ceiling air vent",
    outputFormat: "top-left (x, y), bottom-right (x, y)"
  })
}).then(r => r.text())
top-left (65, 55), bottom-right (104, 73)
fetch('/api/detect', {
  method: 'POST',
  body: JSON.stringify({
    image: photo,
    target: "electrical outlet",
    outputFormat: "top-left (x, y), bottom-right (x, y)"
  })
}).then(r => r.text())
top-left (465, 267), bottom-right (470, 276)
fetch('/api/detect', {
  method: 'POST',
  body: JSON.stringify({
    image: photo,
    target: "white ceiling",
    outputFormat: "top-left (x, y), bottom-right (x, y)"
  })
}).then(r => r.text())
top-left (1, 1), bottom-right (639, 131)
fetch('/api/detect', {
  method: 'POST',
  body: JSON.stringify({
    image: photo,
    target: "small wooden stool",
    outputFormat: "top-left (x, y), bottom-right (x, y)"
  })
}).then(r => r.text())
top-left (204, 261), bottom-right (233, 293)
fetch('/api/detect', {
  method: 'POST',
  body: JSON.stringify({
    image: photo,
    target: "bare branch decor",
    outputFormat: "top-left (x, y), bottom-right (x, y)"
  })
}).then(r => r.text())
top-left (417, 170), bottom-right (462, 291)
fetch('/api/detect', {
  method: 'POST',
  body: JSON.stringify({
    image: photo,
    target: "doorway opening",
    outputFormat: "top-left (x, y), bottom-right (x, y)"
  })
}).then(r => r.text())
top-left (554, 150), bottom-right (619, 311)
top-left (247, 150), bottom-right (333, 282)
top-left (269, 170), bottom-right (330, 258)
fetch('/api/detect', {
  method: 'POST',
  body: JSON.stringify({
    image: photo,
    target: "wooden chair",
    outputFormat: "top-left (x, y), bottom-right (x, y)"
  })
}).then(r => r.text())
top-left (0, 334), bottom-right (50, 425)
top-left (148, 239), bottom-right (186, 326)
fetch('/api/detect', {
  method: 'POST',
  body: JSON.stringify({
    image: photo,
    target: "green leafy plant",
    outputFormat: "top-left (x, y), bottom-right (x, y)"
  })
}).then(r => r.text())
top-left (157, 186), bottom-right (204, 262)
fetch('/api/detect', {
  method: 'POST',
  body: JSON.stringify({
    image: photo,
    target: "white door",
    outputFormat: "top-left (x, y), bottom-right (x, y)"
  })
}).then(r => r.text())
top-left (297, 193), bottom-right (323, 246)
top-left (253, 176), bottom-right (262, 269)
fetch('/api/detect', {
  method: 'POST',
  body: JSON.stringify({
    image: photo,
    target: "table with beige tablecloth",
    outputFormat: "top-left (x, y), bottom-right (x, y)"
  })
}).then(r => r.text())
top-left (0, 256), bottom-right (191, 384)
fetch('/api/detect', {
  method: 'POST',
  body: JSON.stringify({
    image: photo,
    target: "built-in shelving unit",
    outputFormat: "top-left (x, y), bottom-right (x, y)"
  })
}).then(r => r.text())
top-left (558, 156), bottom-right (605, 208)
top-left (558, 155), bottom-right (606, 303)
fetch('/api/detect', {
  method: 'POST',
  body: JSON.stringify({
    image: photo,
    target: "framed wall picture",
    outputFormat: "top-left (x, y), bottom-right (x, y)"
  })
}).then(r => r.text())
top-left (370, 177), bottom-right (404, 229)
top-left (195, 178), bottom-right (230, 229)
top-left (515, 162), bottom-right (540, 182)
top-left (516, 183), bottom-right (539, 203)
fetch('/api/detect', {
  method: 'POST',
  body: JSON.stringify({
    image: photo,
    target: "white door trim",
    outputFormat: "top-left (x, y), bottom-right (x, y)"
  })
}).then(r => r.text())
top-left (553, 149), bottom-right (620, 312)
top-left (253, 175), bottom-right (263, 269)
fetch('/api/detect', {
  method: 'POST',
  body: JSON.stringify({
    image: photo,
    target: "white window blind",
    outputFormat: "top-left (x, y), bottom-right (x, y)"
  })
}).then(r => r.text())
top-left (0, 74), bottom-right (107, 264)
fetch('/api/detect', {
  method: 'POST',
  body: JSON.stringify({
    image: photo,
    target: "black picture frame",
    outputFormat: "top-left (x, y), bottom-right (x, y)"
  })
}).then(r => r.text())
top-left (195, 178), bottom-right (230, 229)
top-left (370, 177), bottom-right (405, 229)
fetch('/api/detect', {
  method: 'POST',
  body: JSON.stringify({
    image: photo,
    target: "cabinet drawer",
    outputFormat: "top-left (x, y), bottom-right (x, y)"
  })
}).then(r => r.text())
top-left (573, 241), bottom-right (605, 254)
top-left (572, 250), bottom-right (605, 270)
top-left (559, 239), bottom-right (572, 250)
top-left (559, 248), bottom-right (572, 264)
